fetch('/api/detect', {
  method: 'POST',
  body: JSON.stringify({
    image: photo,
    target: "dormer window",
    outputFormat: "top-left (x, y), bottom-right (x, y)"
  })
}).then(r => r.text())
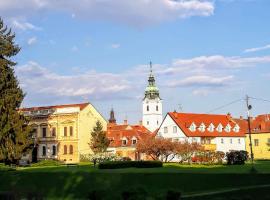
top-left (233, 124), bottom-right (240, 133)
top-left (131, 137), bottom-right (137, 145)
top-left (207, 123), bottom-right (215, 132)
top-left (216, 124), bottom-right (223, 133)
top-left (189, 123), bottom-right (197, 132)
top-left (122, 137), bottom-right (128, 146)
top-left (198, 123), bottom-right (206, 132)
top-left (225, 124), bottom-right (231, 132)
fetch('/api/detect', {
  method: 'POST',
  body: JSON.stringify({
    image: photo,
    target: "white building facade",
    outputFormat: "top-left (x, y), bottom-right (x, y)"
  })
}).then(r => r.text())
top-left (142, 63), bottom-right (163, 132)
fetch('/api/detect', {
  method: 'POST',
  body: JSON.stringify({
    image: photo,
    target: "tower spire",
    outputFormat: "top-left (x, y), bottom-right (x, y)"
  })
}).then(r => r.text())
top-left (144, 61), bottom-right (160, 100)
top-left (109, 108), bottom-right (116, 124)
top-left (150, 61), bottom-right (153, 75)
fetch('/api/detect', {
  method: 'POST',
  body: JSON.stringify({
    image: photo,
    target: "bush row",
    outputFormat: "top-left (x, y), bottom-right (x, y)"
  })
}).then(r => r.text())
top-left (98, 161), bottom-right (163, 169)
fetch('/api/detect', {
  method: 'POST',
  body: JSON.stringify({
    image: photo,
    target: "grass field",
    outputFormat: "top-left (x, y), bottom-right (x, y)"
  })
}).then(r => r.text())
top-left (1, 161), bottom-right (270, 199)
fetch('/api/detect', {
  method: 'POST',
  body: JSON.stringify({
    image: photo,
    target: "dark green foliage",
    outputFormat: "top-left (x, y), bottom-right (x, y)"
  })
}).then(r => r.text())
top-left (98, 161), bottom-right (163, 169)
top-left (0, 18), bottom-right (33, 165)
top-left (226, 151), bottom-right (248, 165)
top-left (89, 121), bottom-right (110, 154)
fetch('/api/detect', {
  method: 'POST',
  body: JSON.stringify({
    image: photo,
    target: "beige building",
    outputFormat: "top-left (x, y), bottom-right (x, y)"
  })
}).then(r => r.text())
top-left (21, 103), bottom-right (107, 163)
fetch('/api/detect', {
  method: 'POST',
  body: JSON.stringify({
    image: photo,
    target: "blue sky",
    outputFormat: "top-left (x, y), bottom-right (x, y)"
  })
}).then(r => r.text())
top-left (1, 0), bottom-right (270, 123)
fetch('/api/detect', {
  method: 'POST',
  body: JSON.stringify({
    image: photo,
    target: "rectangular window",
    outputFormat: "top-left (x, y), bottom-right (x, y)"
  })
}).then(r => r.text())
top-left (69, 126), bottom-right (73, 136)
top-left (52, 127), bottom-right (56, 137)
top-left (164, 127), bottom-right (168, 133)
top-left (132, 140), bottom-right (137, 145)
top-left (173, 126), bottom-right (177, 133)
top-left (238, 138), bottom-right (241, 144)
top-left (254, 139), bottom-right (259, 146)
top-left (267, 138), bottom-right (270, 144)
top-left (230, 138), bottom-right (233, 144)
top-left (42, 128), bottom-right (46, 138)
top-left (64, 127), bottom-right (67, 137)
top-left (221, 138), bottom-right (224, 144)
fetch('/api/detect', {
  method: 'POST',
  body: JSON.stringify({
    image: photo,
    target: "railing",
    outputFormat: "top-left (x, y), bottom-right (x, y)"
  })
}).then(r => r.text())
top-left (38, 136), bottom-right (57, 141)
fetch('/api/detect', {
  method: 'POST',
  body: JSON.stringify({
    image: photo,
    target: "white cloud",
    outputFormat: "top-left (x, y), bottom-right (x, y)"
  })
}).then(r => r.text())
top-left (111, 44), bottom-right (120, 49)
top-left (167, 75), bottom-right (234, 87)
top-left (11, 19), bottom-right (41, 31)
top-left (27, 37), bottom-right (37, 45)
top-left (244, 44), bottom-right (270, 53)
top-left (15, 61), bottom-right (131, 101)
top-left (15, 54), bottom-right (270, 104)
top-left (1, 0), bottom-right (214, 26)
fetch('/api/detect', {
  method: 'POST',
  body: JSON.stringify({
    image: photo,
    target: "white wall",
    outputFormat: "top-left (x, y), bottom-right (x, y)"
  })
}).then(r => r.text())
top-left (142, 98), bottom-right (162, 132)
top-left (216, 137), bottom-right (246, 152)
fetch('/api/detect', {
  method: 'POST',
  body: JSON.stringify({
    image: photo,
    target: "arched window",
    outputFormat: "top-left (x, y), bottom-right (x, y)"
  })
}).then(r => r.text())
top-left (147, 105), bottom-right (149, 111)
top-left (64, 145), bottom-right (67, 155)
top-left (42, 146), bottom-right (46, 156)
top-left (52, 145), bottom-right (56, 156)
top-left (156, 105), bottom-right (158, 111)
top-left (69, 145), bottom-right (73, 154)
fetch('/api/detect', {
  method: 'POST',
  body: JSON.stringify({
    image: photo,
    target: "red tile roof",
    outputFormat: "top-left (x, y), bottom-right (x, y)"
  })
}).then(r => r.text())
top-left (234, 114), bottom-right (270, 134)
top-left (107, 124), bottom-right (152, 148)
top-left (167, 112), bottom-right (246, 137)
top-left (20, 102), bottom-right (90, 111)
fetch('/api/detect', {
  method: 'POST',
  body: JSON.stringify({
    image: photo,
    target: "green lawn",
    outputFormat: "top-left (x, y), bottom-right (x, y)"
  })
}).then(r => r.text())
top-left (1, 161), bottom-right (270, 199)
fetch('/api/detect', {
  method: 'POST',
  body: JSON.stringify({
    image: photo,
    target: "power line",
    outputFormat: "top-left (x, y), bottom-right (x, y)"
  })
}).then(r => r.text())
top-left (249, 96), bottom-right (270, 103)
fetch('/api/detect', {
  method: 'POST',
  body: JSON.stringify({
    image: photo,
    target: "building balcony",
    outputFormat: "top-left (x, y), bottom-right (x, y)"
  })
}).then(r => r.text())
top-left (38, 136), bottom-right (57, 142)
top-left (203, 144), bottom-right (216, 151)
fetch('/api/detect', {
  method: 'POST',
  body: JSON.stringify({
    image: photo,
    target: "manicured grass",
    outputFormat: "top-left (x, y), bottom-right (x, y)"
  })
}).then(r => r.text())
top-left (0, 161), bottom-right (270, 199)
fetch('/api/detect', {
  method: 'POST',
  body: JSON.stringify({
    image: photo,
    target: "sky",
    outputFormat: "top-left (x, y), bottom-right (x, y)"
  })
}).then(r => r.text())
top-left (1, 0), bottom-right (270, 123)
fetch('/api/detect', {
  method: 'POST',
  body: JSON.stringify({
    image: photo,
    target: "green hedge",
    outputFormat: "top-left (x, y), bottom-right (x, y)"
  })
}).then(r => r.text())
top-left (98, 161), bottom-right (163, 169)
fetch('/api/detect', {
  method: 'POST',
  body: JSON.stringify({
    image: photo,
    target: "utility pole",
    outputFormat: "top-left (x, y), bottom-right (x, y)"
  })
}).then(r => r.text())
top-left (246, 95), bottom-right (254, 164)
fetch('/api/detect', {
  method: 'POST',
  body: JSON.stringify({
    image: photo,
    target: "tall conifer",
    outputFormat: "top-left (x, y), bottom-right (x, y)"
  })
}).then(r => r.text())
top-left (89, 121), bottom-right (110, 154)
top-left (0, 18), bottom-right (33, 165)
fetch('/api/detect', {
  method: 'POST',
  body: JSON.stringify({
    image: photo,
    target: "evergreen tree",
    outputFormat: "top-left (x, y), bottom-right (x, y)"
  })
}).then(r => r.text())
top-left (89, 121), bottom-right (110, 154)
top-left (0, 18), bottom-right (33, 165)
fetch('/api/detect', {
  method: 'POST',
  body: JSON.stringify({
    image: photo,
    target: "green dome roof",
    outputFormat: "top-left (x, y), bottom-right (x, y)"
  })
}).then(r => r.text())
top-left (144, 62), bottom-right (160, 100)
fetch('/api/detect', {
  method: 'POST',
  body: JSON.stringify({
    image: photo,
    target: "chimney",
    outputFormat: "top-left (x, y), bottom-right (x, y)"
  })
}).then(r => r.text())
top-left (227, 112), bottom-right (232, 120)
top-left (139, 120), bottom-right (143, 126)
top-left (124, 119), bottom-right (128, 125)
top-left (240, 116), bottom-right (243, 120)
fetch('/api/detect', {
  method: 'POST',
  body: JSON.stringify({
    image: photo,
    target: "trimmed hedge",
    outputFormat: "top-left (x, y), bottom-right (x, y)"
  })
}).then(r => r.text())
top-left (98, 161), bottom-right (163, 169)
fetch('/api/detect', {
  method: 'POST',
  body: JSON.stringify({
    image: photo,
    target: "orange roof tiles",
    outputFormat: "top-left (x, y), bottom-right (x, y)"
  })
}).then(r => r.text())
top-left (168, 112), bottom-right (246, 137)
top-left (107, 124), bottom-right (152, 148)
top-left (234, 114), bottom-right (270, 134)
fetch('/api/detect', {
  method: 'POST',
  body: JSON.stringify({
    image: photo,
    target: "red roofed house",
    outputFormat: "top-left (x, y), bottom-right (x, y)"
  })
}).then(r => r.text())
top-left (157, 112), bottom-right (246, 156)
top-left (235, 114), bottom-right (270, 159)
top-left (106, 109), bottom-right (152, 160)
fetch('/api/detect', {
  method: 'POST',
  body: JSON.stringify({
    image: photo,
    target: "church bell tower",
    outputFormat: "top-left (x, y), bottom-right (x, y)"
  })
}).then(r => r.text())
top-left (142, 62), bottom-right (162, 132)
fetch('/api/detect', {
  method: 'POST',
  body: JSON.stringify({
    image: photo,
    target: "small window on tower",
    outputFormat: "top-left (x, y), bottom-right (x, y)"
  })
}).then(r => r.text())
top-left (147, 121), bottom-right (149, 125)
top-left (147, 105), bottom-right (149, 111)
top-left (157, 121), bottom-right (159, 125)
top-left (156, 105), bottom-right (158, 111)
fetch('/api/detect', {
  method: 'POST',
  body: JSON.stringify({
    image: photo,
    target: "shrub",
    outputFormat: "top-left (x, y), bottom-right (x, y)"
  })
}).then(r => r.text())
top-left (31, 159), bottom-right (62, 167)
top-left (226, 150), bottom-right (248, 165)
top-left (98, 161), bottom-right (163, 169)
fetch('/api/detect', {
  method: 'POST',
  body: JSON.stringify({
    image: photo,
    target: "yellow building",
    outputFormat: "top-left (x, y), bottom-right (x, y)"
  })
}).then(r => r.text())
top-left (236, 114), bottom-right (270, 160)
top-left (21, 103), bottom-right (107, 163)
